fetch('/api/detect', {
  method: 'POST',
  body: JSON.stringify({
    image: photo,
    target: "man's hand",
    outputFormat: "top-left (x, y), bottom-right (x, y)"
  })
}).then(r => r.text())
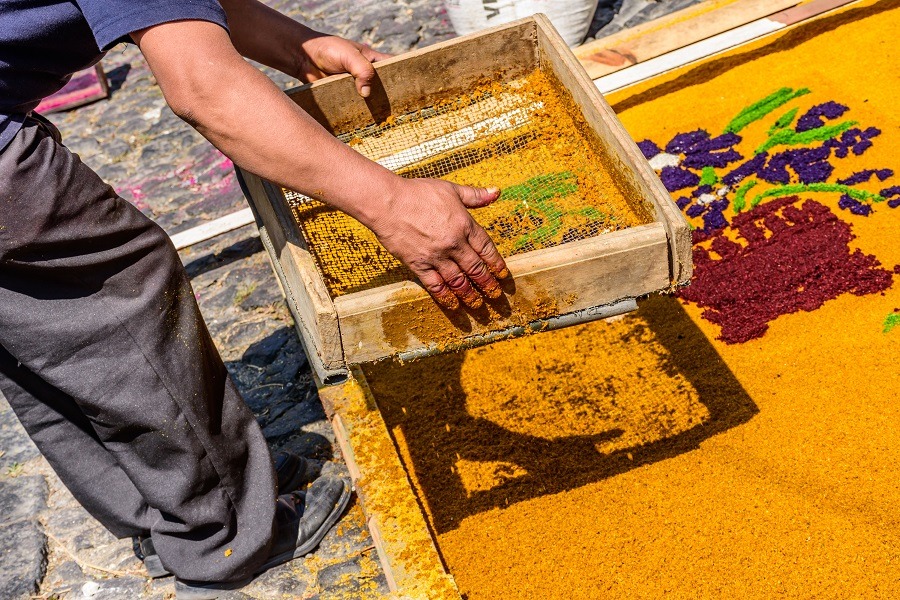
top-left (374, 179), bottom-right (509, 309)
top-left (296, 35), bottom-right (391, 98)
top-left (218, 0), bottom-right (389, 97)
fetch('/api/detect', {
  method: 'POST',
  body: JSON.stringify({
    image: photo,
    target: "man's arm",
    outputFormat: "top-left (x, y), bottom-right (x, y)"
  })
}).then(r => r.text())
top-left (217, 0), bottom-right (388, 97)
top-left (132, 21), bottom-right (507, 309)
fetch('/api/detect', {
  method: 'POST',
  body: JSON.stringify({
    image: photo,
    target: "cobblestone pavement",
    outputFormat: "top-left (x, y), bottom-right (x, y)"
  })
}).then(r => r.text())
top-left (0, 1), bottom-right (702, 598)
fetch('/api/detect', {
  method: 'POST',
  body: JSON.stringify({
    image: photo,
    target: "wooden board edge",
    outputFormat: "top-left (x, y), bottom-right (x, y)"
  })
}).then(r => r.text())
top-left (284, 18), bottom-right (539, 134)
top-left (575, 0), bottom-right (802, 80)
top-left (318, 372), bottom-right (461, 599)
top-left (336, 222), bottom-right (665, 316)
top-left (534, 15), bottom-right (692, 284)
top-left (238, 169), bottom-right (347, 377)
top-left (336, 223), bottom-right (670, 364)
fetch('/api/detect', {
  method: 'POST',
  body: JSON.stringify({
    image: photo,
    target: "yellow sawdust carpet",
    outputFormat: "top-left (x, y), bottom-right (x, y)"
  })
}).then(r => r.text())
top-left (364, 1), bottom-right (900, 597)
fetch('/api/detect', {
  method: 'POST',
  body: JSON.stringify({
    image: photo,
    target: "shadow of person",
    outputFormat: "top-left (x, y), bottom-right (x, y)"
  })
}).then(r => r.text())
top-left (362, 294), bottom-right (758, 534)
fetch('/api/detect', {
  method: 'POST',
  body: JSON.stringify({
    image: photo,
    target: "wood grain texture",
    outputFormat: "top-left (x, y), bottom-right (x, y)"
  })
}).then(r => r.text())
top-left (535, 15), bottom-right (693, 284)
top-left (286, 19), bottom-right (539, 134)
top-left (239, 170), bottom-right (345, 380)
top-left (575, 0), bottom-right (801, 79)
top-left (336, 223), bottom-right (670, 364)
top-left (318, 371), bottom-right (461, 599)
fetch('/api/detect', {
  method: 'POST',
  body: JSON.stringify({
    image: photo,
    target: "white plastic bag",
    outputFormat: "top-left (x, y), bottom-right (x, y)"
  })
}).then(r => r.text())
top-left (444, 0), bottom-right (598, 47)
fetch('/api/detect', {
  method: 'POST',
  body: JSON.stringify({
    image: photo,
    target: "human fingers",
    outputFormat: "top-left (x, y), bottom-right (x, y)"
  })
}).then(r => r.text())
top-left (416, 266), bottom-right (460, 310)
top-left (341, 47), bottom-right (378, 98)
top-left (453, 183), bottom-right (501, 208)
top-left (451, 244), bottom-right (502, 299)
top-left (357, 44), bottom-right (392, 62)
top-left (435, 260), bottom-right (484, 309)
top-left (467, 222), bottom-right (510, 279)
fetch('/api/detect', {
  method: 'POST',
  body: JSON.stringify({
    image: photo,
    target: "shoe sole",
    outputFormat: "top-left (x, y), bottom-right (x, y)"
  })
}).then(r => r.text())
top-left (143, 554), bottom-right (171, 578)
top-left (256, 480), bottom-right (353, 574)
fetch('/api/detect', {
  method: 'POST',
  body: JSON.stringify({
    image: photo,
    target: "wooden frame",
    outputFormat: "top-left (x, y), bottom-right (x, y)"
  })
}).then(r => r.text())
top-left (238, 15), bottom-right (691, 380)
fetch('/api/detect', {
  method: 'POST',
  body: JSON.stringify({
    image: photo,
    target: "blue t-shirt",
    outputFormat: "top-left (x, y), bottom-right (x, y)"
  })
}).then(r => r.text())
top-left (0, 0), bottom-right (229, 152)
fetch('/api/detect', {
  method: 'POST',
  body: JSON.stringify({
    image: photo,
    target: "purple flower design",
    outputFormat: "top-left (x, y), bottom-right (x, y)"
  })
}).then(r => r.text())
top-left (837, 169), bottom-right (894, 185)
top-left (637, 140), bottom-right (662, 159)
top-left (882, 186), bottom-right (900, 208)
top-left (659, 166), bottom-right (700, 192)
top-left (722, 153), bottom-right (767, 186)
top-left (663, 130), bottom-right (745, 170)
top-left (796, 101), bottom-right (849, 132)
top-left (640, 89), bottom-right (897, 235)
top-left (824, 127), bottom-right (881, 158)
top-left (838, 194), bottom-right (873, 216)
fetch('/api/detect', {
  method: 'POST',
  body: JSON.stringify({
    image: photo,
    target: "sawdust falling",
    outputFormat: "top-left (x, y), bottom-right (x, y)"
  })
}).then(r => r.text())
top-left (378, 287), bottom-right (561, 354)
top-left (287, 69), bottom-right (648, 298)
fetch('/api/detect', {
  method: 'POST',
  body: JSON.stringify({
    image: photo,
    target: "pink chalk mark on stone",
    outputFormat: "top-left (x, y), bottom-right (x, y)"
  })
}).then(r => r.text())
top-left (119, 149), bottom-right (237, 215)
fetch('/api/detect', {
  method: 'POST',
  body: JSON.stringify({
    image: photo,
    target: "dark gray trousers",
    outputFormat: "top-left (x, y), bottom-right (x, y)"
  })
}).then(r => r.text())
top-left (0, 116), bottom-right (276, 582)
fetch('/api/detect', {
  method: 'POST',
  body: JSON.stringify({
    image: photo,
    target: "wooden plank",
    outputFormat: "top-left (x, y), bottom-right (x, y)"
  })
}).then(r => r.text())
top-left (533, 15), bottom-right (693, 285)
top-left (170, 207), bottom-right (256, 250)
top-left (286, 19), bottom-right (539, 134)
top-left (36, 63), bottom-right (109, 113)
top-left (771, 0), bottom-right (861, 23)
top-left (318, 371), bottom-right (461, 600)
top-left (335, 223), bottom-right (670, 364)
top-left (240, 170), bottom-right (346, 381)
top-left (575, 0), bottom-right (801, 80)
top-left (594, 18), bottom-right (784, 93)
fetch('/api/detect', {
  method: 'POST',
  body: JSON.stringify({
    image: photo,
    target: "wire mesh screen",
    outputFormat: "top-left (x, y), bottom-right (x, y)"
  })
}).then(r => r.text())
top-left (285, 69), bottom-right (647, 298)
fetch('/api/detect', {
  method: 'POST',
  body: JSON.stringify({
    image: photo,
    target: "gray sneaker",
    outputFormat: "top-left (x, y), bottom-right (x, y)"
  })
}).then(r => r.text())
top-left (174, 476), bottom-right (352, 600)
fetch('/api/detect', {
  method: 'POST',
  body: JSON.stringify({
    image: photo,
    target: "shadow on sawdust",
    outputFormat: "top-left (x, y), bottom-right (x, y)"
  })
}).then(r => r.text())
top-left (362, 295), bottom-right (758, 536)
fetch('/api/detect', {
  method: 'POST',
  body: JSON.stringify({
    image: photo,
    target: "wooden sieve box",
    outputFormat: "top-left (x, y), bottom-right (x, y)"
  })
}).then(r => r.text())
top-left (237, 14), bottom-right (691, 383)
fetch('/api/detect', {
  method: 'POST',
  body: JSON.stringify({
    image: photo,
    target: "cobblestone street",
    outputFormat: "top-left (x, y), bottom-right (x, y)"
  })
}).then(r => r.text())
top-left (0, 1), bottom-right (701, 598)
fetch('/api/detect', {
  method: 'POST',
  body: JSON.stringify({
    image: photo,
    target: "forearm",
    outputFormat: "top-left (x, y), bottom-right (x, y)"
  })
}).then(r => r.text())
top-left (217, 0), bottom-right (314, 77)
top-left (135, 21), bottom-right (399, 229)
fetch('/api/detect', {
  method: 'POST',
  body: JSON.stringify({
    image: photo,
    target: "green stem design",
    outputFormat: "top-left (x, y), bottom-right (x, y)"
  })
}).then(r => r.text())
top-left (767, 107), bottom-right (799, 136)
top-left (748, 182), bottom-right (886, 209)
top-left (755, 120), bottom-right (857, 154)
top-left (732, 179), bottom-right (758, 213)
top-left (501, 172), bottom-right (577, 204)
top-left (724, 87), bottom-right (810, 134)
top-left (699, 166), bottom-right (719, 187)
top-left (884, 313), bottom-right (900, 334)
top-left (496, 172), bottom-right (607, 252)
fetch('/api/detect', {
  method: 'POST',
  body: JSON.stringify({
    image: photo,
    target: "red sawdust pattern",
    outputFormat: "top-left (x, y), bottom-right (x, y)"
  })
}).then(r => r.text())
top-left (679, 196), bottom-right (895, 343)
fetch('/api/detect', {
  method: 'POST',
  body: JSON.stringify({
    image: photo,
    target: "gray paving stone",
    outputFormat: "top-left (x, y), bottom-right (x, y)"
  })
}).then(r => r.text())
top-left (0, 476), bottom-right (47, 525)
top-left (70, 576), bottom-right (147, 600)
top-left (0, 520), bottom-right (47, 600)
top-left (0, 401), bottom-right (39, 468)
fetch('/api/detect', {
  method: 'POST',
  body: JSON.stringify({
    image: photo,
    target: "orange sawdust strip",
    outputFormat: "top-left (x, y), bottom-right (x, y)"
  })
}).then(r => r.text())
top-left (288, 69), bottom-right (647, 298)
top-left (318, 374), bottom-right (460, 599)
top-left (359, 2), bottom-right (900, 598)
